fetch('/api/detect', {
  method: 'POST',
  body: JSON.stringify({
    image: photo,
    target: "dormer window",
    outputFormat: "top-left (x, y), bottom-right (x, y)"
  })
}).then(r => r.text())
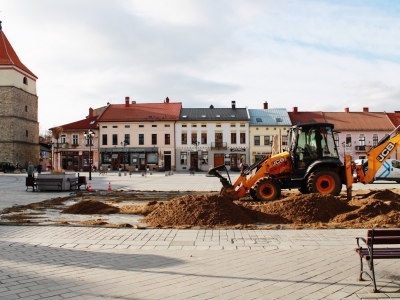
top-left (23, 77), bottom-right (28, 85)
top-left (182, 115), bottom-right (187, 119)
top-left (256, 118), bottom-right (262, 122)
top-left (276, 117), bottom-right (282, 122)
top-left (201, 115), bottom-right (206, 118)
top-left (216, 115), bottom-right (220, 118)
top-left (231, 114), bottom-right (236, 118)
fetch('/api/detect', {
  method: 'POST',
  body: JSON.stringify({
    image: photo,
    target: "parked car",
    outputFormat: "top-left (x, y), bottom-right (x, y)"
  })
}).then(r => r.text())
top-left (0, 162), bottom-right (16, 173)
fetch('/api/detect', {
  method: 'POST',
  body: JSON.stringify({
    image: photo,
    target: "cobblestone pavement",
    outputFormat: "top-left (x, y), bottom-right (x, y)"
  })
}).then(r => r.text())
top-left (0, 172), bottom-right (399, 299)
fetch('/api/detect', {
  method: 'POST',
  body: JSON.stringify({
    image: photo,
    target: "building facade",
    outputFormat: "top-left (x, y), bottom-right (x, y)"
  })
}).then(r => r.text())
top-left (175, 101), bottom-right (250, 171)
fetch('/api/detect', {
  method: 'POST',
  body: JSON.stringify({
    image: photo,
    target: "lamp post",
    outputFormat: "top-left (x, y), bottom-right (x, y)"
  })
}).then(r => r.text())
top-left (192, 140), bottom-right (200, 171)
top-left (121, 140), bottom-right (128, 172)
top-left (84, 129), bottom-right (95, 180)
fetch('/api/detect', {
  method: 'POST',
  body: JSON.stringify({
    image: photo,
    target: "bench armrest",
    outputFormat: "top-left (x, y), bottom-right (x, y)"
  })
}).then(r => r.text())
top-left (356, 237), bottom-right (367, 248)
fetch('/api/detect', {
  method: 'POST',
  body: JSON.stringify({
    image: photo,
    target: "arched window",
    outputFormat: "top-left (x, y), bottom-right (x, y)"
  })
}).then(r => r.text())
top-left (23, 77), bottom-right (28, 85)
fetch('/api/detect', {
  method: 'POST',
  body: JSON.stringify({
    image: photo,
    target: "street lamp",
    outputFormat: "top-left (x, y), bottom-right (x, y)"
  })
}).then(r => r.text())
top-left (84, 129), bottom-right (95, 180)
top-left (121, 140), bottom-right (128, 171)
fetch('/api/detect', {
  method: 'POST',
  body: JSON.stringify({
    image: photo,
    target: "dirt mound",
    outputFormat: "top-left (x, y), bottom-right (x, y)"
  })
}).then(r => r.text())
top-left (141, 194), bottom-right (255, 227)
top-left (62, 199), bottom-right (119, 214)
top-left (240, 193), bottom-right (351, 224)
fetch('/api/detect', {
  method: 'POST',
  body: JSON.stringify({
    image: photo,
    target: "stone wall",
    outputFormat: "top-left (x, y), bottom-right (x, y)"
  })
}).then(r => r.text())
top-left (0, 86), bottom-right (39, 167)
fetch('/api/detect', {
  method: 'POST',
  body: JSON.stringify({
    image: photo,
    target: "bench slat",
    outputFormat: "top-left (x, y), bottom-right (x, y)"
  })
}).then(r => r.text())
top-left (355, 248), bottom-right (400, 259)
top-left (366, 237), bottom-right (400, 245)
top-left (367, 229), bottom-right (400, 237)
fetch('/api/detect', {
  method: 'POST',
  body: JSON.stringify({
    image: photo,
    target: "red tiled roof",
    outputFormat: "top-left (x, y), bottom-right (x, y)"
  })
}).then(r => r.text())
top-left (288, 111), bottom-right (326, 125)
top-left (323, 112), bottom-right (394, 131)
top-left (98, 102), bottom-right (182, 122)
top-left (0, 29), bottom-right (37, 78)
top-left (51, 115), bottom-right (99, 131)
top-left (386, 112), bottom-right (400, 127)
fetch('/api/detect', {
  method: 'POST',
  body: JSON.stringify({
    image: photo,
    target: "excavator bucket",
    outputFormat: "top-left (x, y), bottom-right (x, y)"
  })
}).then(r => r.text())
top-left (220, 186), bottom-right (240, 201)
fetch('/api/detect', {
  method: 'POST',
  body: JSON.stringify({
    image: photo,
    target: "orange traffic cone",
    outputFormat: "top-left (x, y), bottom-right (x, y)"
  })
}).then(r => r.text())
top-left (88, 182), bottom-right (92, 192)
top-left (108, 182), bottom-right (112, 191)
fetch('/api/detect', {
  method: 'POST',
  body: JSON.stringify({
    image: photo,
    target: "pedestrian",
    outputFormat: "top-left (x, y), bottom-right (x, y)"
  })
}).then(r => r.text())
top-left (16, 162), bottom-right (21, 169)
top-left (36, 163), bottom-right (42, 174)
top-left (27, 161), bottom-right (34, 177)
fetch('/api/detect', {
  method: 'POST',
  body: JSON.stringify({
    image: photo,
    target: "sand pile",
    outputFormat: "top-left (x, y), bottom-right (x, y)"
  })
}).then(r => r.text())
top-left (142, 194), bottom-right (255, 227)
top-left (51, 188), bottom-right (400, 229)
top-left (62, 199), bottom-right (119, 214)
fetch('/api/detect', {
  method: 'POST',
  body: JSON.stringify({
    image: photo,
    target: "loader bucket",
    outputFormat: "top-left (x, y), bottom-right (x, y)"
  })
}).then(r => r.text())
top-left (220, 186), bottom-right (240, 201)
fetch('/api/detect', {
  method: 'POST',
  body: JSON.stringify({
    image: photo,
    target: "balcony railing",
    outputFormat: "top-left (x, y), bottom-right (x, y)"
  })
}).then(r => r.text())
top-left (211, 142), bottom-right (227, 150)
top-left (355, 145), bottom-right (366, 151)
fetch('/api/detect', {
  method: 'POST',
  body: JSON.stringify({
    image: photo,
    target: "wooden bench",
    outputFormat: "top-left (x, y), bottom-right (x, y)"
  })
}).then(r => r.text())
top-left (355, 229), bottom-right (400, 292)
top-left (68, 177), bottom-right (87, 190)
top-left (33, 178), bottom-right (63, 192)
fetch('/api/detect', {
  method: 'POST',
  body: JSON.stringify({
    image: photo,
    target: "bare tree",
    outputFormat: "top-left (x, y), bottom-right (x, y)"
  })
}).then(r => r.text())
top-left (51, 126), bottom-right (63, 172)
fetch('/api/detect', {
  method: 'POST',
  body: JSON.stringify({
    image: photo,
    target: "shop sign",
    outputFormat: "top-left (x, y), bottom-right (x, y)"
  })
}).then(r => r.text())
top-left (230, 148), bottom-right (246, 152)
top-left (112, 154), bottom-right (118, 158)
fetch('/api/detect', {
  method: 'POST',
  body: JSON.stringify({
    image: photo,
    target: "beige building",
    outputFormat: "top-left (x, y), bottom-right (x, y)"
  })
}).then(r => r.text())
top-left (0, 21), bottom-right (39, 167)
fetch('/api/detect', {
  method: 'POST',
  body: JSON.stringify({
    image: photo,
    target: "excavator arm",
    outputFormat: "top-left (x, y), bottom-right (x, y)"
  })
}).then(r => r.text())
top-left (355, 125), bottom-right (400, 184)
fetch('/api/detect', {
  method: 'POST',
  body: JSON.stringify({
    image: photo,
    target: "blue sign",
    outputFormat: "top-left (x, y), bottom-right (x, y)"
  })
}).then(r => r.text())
top-left (43, 151), bottom-right (47, 158)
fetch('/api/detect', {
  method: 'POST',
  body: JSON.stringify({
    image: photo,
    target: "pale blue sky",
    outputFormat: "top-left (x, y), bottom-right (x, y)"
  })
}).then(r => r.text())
top-left (1, 0), bottom-right (399, 133)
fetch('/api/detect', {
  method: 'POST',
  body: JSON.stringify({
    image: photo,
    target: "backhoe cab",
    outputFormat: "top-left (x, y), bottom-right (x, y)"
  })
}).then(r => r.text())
top-left (209, 123), bottom-right (345, 201)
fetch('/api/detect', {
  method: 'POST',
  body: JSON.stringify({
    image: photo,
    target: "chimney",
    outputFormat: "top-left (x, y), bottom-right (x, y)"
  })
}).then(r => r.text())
top-left (363, 107), bottom-right (369, 112)
top-left (263, 101), bottom-right (268, 109)
top-left (166, 97), bottom-right (170, 103)
top-left (125, 96), bottom-right (130, 107)
top-left (131, 100), bottom-right (136, 104)
top-left (344, 107), bottom-right (349, 113)
top-left (231, 100), bottom-right (236, 109)
top-left (293, 107), bottom-right (298, 114)
top-left (88, 107), bottom-right (93, 118)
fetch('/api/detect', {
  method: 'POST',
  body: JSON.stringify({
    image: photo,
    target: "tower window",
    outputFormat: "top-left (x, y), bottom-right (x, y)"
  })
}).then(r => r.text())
top-left (25, 105), bottom-right (28, 112)
top-left (26, 130), bottom-right (28, 137)
top-left (23, 77), bottom-right (28, 85)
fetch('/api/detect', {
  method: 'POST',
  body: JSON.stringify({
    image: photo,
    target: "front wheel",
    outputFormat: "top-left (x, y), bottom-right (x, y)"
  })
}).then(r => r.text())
top-left (307, 168), bottom-right (342, 196)
top-left (254, 178), bottom-right (281, 201)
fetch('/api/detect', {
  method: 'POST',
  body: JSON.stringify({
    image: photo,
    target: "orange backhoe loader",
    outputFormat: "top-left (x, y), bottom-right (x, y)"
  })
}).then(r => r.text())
top-left (208, 123), bottom-right (400, 201)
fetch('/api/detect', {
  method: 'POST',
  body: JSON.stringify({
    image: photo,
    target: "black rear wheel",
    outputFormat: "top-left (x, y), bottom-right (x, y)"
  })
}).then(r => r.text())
top-left (254, 178), bottom-right (281, 201)
top-left (307, 168), bottom-right (341, 196)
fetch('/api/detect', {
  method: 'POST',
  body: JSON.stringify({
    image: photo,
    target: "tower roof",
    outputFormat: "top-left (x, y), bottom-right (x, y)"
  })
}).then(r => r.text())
top-left (0, 21), bottom-right (37, 79)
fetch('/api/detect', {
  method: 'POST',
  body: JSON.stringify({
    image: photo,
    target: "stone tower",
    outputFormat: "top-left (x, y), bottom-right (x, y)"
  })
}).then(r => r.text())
top-left (0, 21), bottom-right (39, 168)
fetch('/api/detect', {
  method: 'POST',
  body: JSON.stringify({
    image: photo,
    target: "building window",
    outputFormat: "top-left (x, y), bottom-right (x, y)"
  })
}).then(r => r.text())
top-left (139, 125), bottom-right (144, 128)
top-left (231, 132), bottom-right (237, 144)
top-left (215, 132), bottom-right (223, 146)
top-left (359, 134), bottom-right (365, 146)
top-left (254, 136), bottom-right (260, 146)
top-left (152, 125), bottom-right (157, 127)
top-left (192, 124), bottom-right (197, 127)
top-left (112, 134), bottom-right (118, 145)
top-left (182, 132), bottom-right (187, 144)
top-left (231, 123), bottom-right (236, 127)
top-left (61, 135), bottom-right (66, 143)
top-left (182, 124), bottom-right (187, 128)
top-left (346, 134), bottom-right (352, 147)
top-left (201, 124), bottom-right (206, 127)
top-left (23, 77), bottom-right (28, 85)
top-left (72, 134), bottom-right (78, 145)
top-left (152, 134), bottom-right (157, 145)
top-left (102, 134), bottom-right (107, 145)
top-left (240, 123), bottom-right (245, 127)
top-left (124, 134), bottom-right (130, 144)
top-left (373, 134), bottom-right (378, 146)
top-left (282, 135), bottom-right (288, 147)
top-left (165, 124), bottom-right (170, 127)
top-left (201, 132), bottom-right (207, 144)
top-left (25, 105), bottom-right (28, 112)
top-left (165, 134), bottom-right (170, 145)
top-left (125, 125), bottom-right (130, 128)
top-left (216, 123), bottom-right (221, 128)
top-left (102, 125), bottom-right (107, 128)
top-left (112, 125), bottom-right (118, 128)
top-left (263, 135), bottom-right (270, 146)
top-left (180, 152), bottom-right (188, 165)
top-left (191, 132), bottom-right (197, 144)
top-left (139, 134), bottom-right (144, 145)
top-left (240, 132), bottom-right (246, 144)
top-left (26, 130), bottom-right (28, 137)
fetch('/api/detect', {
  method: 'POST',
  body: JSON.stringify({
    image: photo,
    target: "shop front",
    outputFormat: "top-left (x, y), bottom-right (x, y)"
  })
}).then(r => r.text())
top-left (61, 150), bottom-right (97, 172)
top-left (100, 147), bottom-right (159, 171)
